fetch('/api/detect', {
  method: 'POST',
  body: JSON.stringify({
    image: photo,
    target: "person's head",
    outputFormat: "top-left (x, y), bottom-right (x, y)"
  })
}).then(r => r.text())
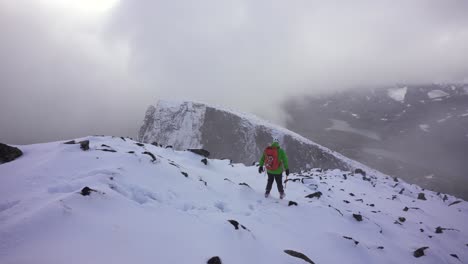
top-left (272, 137), bottom-right (280, 147)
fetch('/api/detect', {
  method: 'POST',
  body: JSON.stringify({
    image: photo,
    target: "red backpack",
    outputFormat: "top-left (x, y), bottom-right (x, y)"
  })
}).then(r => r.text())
top-left (264, 147), bottom-right (281, 170)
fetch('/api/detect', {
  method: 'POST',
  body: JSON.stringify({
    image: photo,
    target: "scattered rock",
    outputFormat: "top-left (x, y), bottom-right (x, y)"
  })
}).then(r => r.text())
top-left (417, 193), bottom-right (427, 200)
top-left (188, 149), bottom-right (210, 157)
top-left (199, 179), bottom-right (207, 186)
top-left (399, 188), bottom-right (405, 194)
top-left (436, 226), bottom-right (443, 234)
top-left (135, 143), bottom-right (145, 147)
top-left (349, 193), bottom-right (355, 196)
top-left (239, 182), bottom-right (251, 188)
top-left (420, 229), bottom-right (424, 232)
top-left (413, 247), bottom-right (429, 258)
top-left (378, 246), bottom-right (384, 249)
top-left (398, 217), bottom-right (406, 222)
top-left (207, 256), bottom-right (222, 264)
top-left (142, 151), bottom-right (156, 162)
top-left (368, 204), bottom-right (375, 207)
top-left (201, 158), bottom-right (208, 165)
top-left (151, 141), bottom-right (158, 146)
top-left (343, 174), bottom-right (347, 180)
top-left (284, 250), bottom-right (315, 264)
top-left (288, 201), bottom-right (298, 206)
top-left (393, 177), bottom-right (399, 182)
top-left (100, 149), bottom-right (117, 153)
top-left (352, 214), bottom-right (363, 222)
top-left (449, 201), bottom-right (462, 206)
top-left (354, 168), bottom-right (366, 176)
top-left (0, 143), bottom-right (23, 163)
top-left (63, 140), bottom-right (76, 144)
top-left (127, 151), bottom-right (135, 154)
top-left (120, 137), bottom-right (126, 141)
top-left (305, 192), bottom-right (322, 199)
top-left (181, 172), bottom-right (188, 177)
top-left (343, 200), bottom-right (350, 204)
top-left (166, 145), bottom-right (173, 149)
top-left (355, 199), bottom-right (363, 203)
top-left (329, 205), bottom-right (343, 216)
top-left (227, 220), bottom-right (249, 231)
top-left (443, 194), bottom-right (448, 202)
top-left (343, 236), bottom-right (359, 245)
top-left (101, 144), bottom-right (111, 148)
top-left (80, 186), bottom-right (96, 196)
top-left (79, 140), bottom-right (89, 151)
top-left (450, 254), bottom-right (459, 260)
top-left (403, 206), bottom-right (409, 211)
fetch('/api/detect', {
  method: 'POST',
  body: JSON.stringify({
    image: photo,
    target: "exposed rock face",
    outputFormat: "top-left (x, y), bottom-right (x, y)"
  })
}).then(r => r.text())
top-left (0, 143), bottom-right (23, 164)
top-left (138, 101), bottom-right (361, 172)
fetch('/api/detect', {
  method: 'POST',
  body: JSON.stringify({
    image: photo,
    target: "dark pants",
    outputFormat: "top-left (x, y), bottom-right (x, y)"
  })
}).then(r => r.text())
top-left (266, 173), bottom-right (284, 193)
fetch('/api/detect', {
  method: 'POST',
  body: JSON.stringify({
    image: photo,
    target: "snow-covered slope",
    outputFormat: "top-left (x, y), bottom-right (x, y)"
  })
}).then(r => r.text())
top-left (1, 136), bottom-right (467, 264)
top-left (138, 100), bottom-right (372, 173)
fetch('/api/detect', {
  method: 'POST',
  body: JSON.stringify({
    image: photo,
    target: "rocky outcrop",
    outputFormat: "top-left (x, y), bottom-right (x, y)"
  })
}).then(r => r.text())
top-left (138, 101), bottom-right (357, 172)
top-left (0, 143), bottom-right (23, 164)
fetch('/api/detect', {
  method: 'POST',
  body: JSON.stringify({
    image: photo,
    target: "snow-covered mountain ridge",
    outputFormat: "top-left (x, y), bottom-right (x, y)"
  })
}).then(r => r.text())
top-left (138, 100), bottom-right (377, 173)
top-left (0, 136), bottom-right (467, 264)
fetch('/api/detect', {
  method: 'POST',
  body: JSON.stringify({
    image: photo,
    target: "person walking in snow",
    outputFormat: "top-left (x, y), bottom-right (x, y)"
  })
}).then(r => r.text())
top-left (258, 138), bottom-right (290, 199)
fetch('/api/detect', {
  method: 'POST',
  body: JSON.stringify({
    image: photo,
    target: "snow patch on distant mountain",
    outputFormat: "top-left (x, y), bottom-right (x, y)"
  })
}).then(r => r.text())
top-left (419, 124), bottom-right (430, 132)
top-left (387, 87), bottom-right (407, 102)
top-left (428, 90), bottom-right (449, 99)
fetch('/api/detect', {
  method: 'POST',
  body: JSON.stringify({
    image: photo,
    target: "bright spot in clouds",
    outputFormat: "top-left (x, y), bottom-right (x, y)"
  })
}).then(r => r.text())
top-left (39, 0), bottom-right (119, 15)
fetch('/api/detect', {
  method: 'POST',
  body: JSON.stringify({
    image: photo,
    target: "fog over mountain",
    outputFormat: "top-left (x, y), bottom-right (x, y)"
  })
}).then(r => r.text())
top-left (1, 1), bottom-right (468, 144)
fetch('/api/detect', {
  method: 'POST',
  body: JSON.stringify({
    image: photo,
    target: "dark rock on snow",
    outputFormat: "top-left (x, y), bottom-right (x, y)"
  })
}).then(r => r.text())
top-left (79, 140), bottom-right (90, 151)
top-left (227, 220), bottom-right (248, 231)
top-left (201, 158), bottom-right (208, 165)
top-left (417, 193), bottom-right (427, 200)
top-left (413, 247), bottom-right (429, 258)
top-left (305, 192), bottom-right (322, 199)
top-left (135, 143), bottom-right (145, 147)
top-left (343, 236), bottom-right (360, 245)
top-left (142, 151), bottom-right (157, 162)
top-left (63, 140), bottom-right (76, 144)
top-left (0, 143), bottom-right (23, 163)
top-left (352, 214), bottom-right (363, 222)
top-left (238, 182), bottom-right (251, 188)
top-left (181, 172), bottom-right (189, 177)
top-left (80, 186), bottom-right (96, 196)
top-left (288, 201), bottom-right (298, 206)
top-left (188, 149), bottom-right (210, 157)
top-left (450, 254), bottom-right (459, 260)
top-left (100, 149), bottom-right (117, 153)
top-left (448, 201), bottom-right (462, 206)
top-left (207, 256), bottom-right (222, 264)
top-left (283, 250), bottom-right (316, 264)
top-left (398, 217), bottom-right (406, 222)
top-left (354, 168), bottom-right (366, 176)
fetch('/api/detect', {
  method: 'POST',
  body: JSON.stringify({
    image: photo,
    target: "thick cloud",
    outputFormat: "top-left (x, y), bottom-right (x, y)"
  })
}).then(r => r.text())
top-left (1, 0), bottom-right (467, 144)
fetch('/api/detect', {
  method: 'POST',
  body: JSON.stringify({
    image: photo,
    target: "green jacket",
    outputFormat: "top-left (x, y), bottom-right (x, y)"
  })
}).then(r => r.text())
top-left (259, 142), bottom-right (289, 174)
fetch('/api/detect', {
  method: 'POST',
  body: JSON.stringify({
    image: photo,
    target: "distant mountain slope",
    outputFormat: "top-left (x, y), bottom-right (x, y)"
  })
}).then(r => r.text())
top-left (138, 100), bottom-right (373, 173)
top-left (0, 136), bottom-right (467, 264)
top-left (283, 83), bottom-right (468, 200)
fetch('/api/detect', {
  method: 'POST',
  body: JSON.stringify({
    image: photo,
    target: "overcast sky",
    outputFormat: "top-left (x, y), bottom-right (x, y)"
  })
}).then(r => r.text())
top-left (1, 0), bottom-right (467, 144)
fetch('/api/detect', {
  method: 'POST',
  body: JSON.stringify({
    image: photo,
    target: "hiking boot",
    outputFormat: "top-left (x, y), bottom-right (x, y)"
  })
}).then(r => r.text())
top-left (280, 192), bottom-right (286, 199)
top-left (265, 192), bottom-right (270, 198)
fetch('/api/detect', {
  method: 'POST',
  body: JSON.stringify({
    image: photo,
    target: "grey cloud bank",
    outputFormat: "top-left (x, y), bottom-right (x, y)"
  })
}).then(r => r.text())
top-left (1, 0), bottom-right (468, 144)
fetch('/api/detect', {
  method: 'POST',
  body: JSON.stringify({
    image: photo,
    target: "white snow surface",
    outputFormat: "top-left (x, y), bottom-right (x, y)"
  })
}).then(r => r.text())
top-left (1, 136), bottom-right (467, 264)
top-left (387, 87), bottom-right (407, 102)
top-left (427, 90), bottom-right (449, 99)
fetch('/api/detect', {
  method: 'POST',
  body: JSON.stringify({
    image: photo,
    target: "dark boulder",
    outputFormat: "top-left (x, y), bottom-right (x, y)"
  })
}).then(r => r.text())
top-left (80, 186), bottom-right (96, 196)
top-left (352, 214), bottom-right (363, 222)
top-left (417, 193), bottom-right (427, 200)
top-left (188, 149), bottom-right (210, 157)
top-left (227, 220), bottom-right (249, 231)
top-left (142, 151), bottom-right (157, 162)
top-left (181, 172), bottom-right (188, 177)
top-left (0, 143), bottom-right (23, 164)
top-left (305, 192), bottom-right (322, 199)
top-left (354, 168), bottom-right (366, 176)
top-left (201, 158), bottom-right (208, 165)
top-left (288, 201), bottom-right (298, 206)
top-left (135, 143), bottom-right (145, 147)
top-left (413, 247), bottom-right (429, 258)
top-left (450, 254), bottom-right (459, 260)
top-left (398, 217), bottom-right (406, 222)
top-left (284, 250), bottom-right (315, 264)
top-left (207, 256), bottom-right (222, 264)
top-left (79, 140), bottom-right (90, 151)
top-left (63, 140), bottom-right (76, 144)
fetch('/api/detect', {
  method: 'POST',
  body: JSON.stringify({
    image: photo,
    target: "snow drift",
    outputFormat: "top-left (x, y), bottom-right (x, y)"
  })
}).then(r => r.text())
top-left (0, 136), bottom-right (467, 264)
